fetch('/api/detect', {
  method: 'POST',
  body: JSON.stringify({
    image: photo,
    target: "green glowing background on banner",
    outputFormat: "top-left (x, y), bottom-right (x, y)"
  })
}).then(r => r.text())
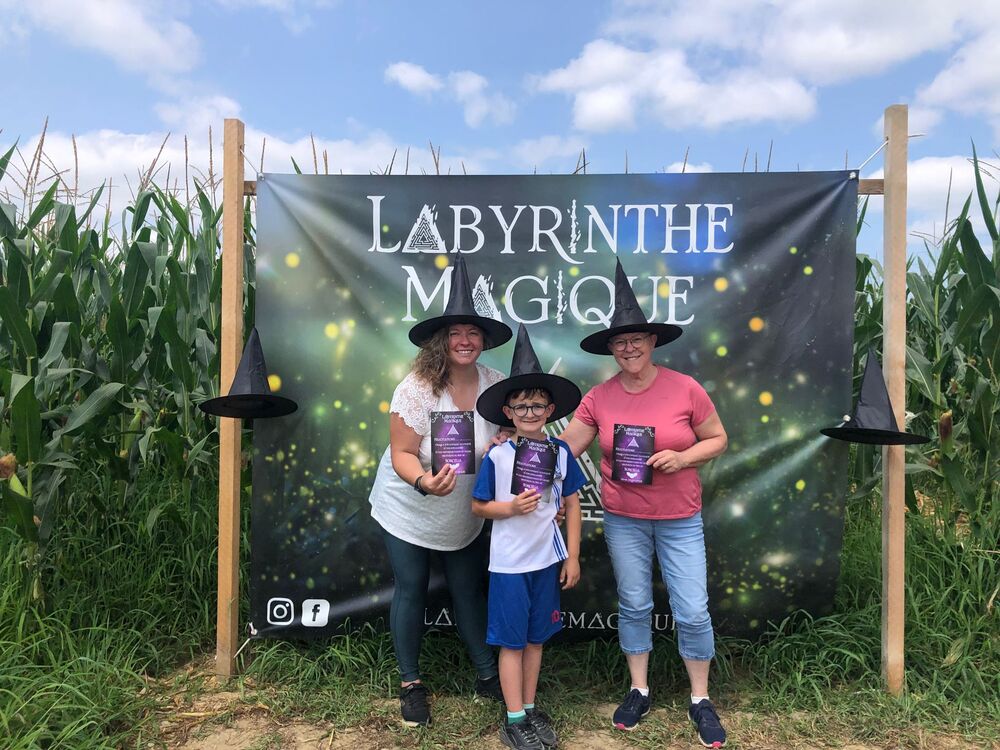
top-left (251, 172), bottom-right (857, 639)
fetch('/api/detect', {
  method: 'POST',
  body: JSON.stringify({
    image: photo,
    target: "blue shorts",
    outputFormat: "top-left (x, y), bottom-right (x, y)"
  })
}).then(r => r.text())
top-left (486, 563), bottom-right (563, 649)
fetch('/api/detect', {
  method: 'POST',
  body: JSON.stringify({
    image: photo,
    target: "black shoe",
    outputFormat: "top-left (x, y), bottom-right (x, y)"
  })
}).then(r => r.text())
top-left (525, 707), bottom-right (558, 747)
top-left (499, 718), bottom-right (544, 750)
top-left (612, 688), bottom-right (650, 731)
top-left (688, 699), bottom-right (727, 748)
top-left (475, 673), bottom-right (504, 702)
top-left (399, 683), bottom-right (431, 727)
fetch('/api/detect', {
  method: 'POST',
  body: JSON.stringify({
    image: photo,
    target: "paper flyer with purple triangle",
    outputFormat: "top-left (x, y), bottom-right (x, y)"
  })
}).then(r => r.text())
top-left (430, 410), bottom-right (475, 474)
top-left (510, 437), bottom-right (559, 500)
top-left (612, 424), bottom-right (655, 485)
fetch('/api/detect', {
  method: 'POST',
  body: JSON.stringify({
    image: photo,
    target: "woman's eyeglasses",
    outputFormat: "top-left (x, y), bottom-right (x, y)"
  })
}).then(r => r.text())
top-left (506, 403), bottom-right (550, 417)
top-left (610, 335), bottom-right (651, 352)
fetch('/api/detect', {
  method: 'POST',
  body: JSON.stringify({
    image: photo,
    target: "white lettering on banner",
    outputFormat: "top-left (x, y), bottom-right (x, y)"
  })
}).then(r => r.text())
top-left (421, 608), bottom-right (672, 631)
top-left (401, 265), bottom-right (450, 322)
top-left (423, 608), bottom-right (454, 626)
top-left (402, 266), bottom-right (694, 327)
top-left (368, 198), bottom-right (734, 256)
top-left (366, 195), bottom-right (400, 253)
top-left (452, 205), bottom-right (484, 254)
top-left (489, 205), bottom-right (527, 254)
top-left (504, 275), bottom-right (550, 324)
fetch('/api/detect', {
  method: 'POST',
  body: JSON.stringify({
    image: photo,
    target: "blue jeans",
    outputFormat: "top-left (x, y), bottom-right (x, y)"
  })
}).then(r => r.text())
top-left (381, 527), bottom-right (497, 683)
top-left (602, 510), bottom-right (715, 661)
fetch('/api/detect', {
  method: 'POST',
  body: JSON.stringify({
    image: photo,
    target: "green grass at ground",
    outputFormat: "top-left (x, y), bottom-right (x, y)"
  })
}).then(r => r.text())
top-left (1, 472), bottom-right (997, 749)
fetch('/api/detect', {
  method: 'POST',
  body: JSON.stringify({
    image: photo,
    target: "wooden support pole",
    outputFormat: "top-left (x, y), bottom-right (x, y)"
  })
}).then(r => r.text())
top-left (216, 118), bottom-right (246, 679)
top-left (881, 104), bottom-right (908, 696)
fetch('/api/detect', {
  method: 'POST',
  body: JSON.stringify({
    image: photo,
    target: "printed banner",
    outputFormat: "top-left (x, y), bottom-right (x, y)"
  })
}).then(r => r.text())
top-left (251, 172), bottom-right (857, 640)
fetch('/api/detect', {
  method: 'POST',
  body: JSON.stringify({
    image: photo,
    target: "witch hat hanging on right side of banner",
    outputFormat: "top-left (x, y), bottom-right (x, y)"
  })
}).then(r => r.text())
top-left (820, 348), bottom-right (928, 445)
top-left (199, 327), bottom-right (298, 419)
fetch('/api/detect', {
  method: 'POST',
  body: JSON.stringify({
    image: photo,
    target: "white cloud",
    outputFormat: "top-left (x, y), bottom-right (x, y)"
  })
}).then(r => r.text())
top-left (385, 62), bottom-right (443, 95)
top-left (864, 154), bottom-right (998, 249)
top-left (917, 27), bottom-right (1000, 138)
top-left (665, 161), bottom-right (712, 173)
top-left (155, 95), bottom-right (243, 135)
top-left (386, 63), bottom-right (515, 128)
top-left (535, 39), bottom-right (815, 132)
top-left (539, 1), bottom-right (1000, 135)
top-left (1, 0), bottom-right (200, 76)
top-left (511, 135), bottom-right (587, 170)
top-left (447, 71), bottom-right (515, 127)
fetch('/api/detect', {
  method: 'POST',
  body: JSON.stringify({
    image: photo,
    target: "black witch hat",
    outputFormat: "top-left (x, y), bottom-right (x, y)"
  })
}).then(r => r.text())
top-left (477, 324), bottom-right (581, 428)
top-left (579, 259), bottom-right (683, 355)
top-left (820, 348), bottom-right (928, 445)
top-left (407, 256), bottom-right (512, 350)
top-left (199, 328), bottom-right (298, 419)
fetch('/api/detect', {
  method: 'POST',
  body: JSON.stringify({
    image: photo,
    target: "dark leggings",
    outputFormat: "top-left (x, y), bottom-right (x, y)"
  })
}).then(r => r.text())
top-left (381, 527), bottom-right (496, 683)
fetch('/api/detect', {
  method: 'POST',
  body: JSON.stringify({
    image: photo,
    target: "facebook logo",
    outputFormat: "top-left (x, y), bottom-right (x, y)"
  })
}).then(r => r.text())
top-left (301, 599), bottom-right (330, 627)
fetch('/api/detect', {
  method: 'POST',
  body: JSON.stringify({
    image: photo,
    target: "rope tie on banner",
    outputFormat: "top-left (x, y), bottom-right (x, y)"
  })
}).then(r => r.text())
top-left (855, 134), bottom-right (925, 173)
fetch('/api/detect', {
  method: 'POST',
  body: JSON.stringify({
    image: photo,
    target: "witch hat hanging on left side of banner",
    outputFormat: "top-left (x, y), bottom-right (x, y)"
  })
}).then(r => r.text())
top-left (199, 327), bottom-right (298, 419)
top-left (820, 348), bottom-right (928, 445)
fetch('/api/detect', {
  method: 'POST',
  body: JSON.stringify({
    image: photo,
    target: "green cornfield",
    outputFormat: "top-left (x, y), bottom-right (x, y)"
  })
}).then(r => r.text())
top-left (0, 140), bottom-right (997, 748)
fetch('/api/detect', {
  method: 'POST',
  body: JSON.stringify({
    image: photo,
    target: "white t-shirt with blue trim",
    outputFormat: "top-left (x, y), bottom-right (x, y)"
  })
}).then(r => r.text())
top-left (472, 437), bottom-right (587, 574)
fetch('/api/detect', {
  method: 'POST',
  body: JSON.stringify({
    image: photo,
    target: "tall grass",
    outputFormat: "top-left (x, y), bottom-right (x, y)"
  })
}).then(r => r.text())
top-left (0, 471), bottom-right (228, 749)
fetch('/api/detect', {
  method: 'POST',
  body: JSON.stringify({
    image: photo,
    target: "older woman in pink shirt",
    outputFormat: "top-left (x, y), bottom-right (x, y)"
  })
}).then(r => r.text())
top-left (561, 260), bottom-right (729, 748)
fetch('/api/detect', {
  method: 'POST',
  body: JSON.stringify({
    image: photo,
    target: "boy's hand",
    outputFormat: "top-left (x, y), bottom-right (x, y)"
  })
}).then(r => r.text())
top-left (560, 557), bottom-right (580, 589)
top-left (421, 464), bottom-right (456, 496)
top-left (510, 489), bottom-right (541, 515)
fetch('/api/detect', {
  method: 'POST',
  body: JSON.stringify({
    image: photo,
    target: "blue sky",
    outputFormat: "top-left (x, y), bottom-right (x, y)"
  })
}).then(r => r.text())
top-left (2, 0), bottom-right (999, 255)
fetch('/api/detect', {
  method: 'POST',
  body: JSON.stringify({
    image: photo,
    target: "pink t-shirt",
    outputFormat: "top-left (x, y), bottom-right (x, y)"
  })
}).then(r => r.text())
top-left (575, 366), bottom-right (715, 520)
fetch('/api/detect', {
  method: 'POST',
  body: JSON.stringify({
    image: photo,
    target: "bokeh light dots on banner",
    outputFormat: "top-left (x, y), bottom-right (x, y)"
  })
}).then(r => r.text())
top-left (250, 172), bottom-right (857, 639)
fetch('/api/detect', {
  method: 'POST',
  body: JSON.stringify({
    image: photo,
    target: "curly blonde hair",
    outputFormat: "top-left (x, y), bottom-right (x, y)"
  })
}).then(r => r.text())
top-left (411, 327), bottom-right (454, 396)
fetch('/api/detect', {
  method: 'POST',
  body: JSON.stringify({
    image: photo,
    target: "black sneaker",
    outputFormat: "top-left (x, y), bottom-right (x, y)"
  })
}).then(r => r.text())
top-left (399, 682), bottom-right (431, 727)
top-left (475, 673), bottom-right (504, 702)
top-left (689, 698), bottom-right (727, 748)
top-left (499, 718), bottom-right (544, 750)
top-left (525, 707), bottom-right (558, 747)
top-left (612, 688), bottom-right (650, 731)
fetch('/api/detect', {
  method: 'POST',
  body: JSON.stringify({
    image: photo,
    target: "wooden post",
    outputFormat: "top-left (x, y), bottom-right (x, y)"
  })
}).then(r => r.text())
top-left (216, 118), bottom-right (245, 678)
top-left (881, 104), bottom-right (908, 696)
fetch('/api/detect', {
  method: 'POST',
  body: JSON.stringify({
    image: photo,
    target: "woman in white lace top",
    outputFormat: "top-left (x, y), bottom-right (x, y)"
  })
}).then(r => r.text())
top-left (368, 257), bottom-right (512, 727)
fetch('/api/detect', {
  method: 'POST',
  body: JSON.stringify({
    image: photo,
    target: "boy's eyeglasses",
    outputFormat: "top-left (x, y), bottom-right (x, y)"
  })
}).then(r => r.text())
top-left (507, 403), bottom-right (550, 417)
top-left (610, 335), bottom-right (650, 351)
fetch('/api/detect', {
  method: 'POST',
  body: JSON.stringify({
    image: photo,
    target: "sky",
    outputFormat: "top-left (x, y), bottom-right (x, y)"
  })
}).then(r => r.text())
top-left (2, 0), bottom-right (999, 256)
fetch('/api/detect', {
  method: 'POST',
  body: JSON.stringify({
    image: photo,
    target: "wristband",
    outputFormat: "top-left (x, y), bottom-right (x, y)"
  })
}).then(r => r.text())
top-left (414, 474), bottom-right (429, 496)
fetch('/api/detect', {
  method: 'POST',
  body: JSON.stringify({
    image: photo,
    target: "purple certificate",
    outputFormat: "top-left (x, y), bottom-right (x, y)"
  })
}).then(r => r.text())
top-left (612, 424), bottom-right (655, 485)
top-left (510, 437), bottom-right (559, 500)
top-left (430, 410), bottom-right (476, 474)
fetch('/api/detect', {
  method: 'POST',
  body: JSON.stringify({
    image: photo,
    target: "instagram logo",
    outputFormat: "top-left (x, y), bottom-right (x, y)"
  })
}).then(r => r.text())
top-left (266, 597), bottom-right (294, 625)
top-left (302, 599), bottom-right (330, 628)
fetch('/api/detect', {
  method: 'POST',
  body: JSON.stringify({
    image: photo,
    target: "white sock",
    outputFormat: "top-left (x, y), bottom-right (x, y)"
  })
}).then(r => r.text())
top-left (631, 686), bottom-right (649, 697)
top-left (691, 694), bottom-right (710, 705)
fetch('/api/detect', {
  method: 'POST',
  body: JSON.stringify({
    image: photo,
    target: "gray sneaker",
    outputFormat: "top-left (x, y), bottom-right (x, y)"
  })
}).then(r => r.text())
top-left (499, 718), bottom-right (544, 750)
top-left (526, 707), bottom-right (558, 747)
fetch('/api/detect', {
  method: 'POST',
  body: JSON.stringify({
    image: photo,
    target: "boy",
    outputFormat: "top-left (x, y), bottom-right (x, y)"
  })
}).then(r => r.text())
top-left (472, 325), bottom-right (586, 750)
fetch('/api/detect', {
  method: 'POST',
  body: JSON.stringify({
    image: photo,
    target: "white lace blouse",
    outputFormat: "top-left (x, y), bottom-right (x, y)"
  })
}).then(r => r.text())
top-left (368, 363), bottom-right (506, 551)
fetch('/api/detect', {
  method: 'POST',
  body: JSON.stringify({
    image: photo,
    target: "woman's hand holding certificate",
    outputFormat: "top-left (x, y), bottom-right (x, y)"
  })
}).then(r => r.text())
top-left (647, 449), bottom-right (689, 474)
top-left (419, 463), bottom-right (457, 496)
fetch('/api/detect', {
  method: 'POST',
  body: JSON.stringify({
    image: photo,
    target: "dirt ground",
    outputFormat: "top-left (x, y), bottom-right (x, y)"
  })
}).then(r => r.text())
top-left (156, 687), bottom-right (987, 750)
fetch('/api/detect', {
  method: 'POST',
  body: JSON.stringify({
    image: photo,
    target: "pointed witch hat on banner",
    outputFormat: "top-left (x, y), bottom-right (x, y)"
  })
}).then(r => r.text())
top-left (820, 348), bottom-right (928, 445)
top-left (477, 324), bottom-right (582, 427)
top-left (407, 255), bottom-right (512, 350)
top-left (579, 258), bottom-right (683, 355)
top-left (199, 327), bottom-right (298, 419)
